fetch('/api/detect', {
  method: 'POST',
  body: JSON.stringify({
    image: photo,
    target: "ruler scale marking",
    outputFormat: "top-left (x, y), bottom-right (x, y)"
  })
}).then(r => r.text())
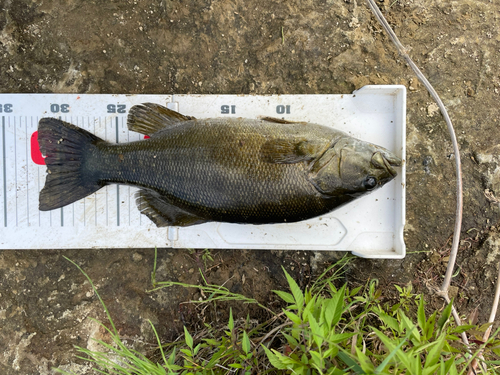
top-left (127, 117), bottom-right (131, 226)
top-left (37, 116), bottom-right (40, 227)
top-left (2, 116), bottom-right (6, 227)
top-left (15, 116), bottom-right (28, 228)
top-left (116, 117), bottom-right (120, 227)
top-left (29, 116), bottom-right (42, 227)
top-left (26, 116), bottom-right (29, 226)
top-left (13, 117), bottom-right (18, 226)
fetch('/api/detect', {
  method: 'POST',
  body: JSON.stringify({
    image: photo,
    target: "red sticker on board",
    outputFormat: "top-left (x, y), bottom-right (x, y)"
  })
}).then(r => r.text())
top-left (31, 131), bottom-right (46, 165)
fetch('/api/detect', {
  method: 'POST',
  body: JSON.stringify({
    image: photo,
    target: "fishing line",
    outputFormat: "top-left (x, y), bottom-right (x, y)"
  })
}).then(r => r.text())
top-left (364, 0), bottom-right (465, 338)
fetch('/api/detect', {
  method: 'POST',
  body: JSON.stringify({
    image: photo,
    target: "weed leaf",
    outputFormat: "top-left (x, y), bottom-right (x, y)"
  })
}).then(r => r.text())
top-left (283, 267), bottom-right (304, 312)
top-left (372, 327), bottom-right (414, 372)
top-left (242, 331), bottom-right (251, 354)
top-left (228, 308), bottom-right (234, 332)
top-left (329, 283), bottom-right (346, 328)
top-left (184, 326), bottom-right (193, 350)
top-left (274, 290), bottom-right (296, 304)
top-left (284, 310), bottom-right (302, 325)
top-left (337, 351), bottom-right (365, 374)
top-left (417, 297), bottom-right (426, 332)
top-left (437, 300), bottom-right (453, 332)
top-left (307, 312), bottom-right (323, 349)
top-left (261, 345), bottom-right (288, 370)
top-left (424, 332), bottom-right (446, 369)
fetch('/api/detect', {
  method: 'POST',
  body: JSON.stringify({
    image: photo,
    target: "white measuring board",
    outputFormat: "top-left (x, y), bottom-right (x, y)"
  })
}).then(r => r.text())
top-left (0, 85), bottom-right (406, 258)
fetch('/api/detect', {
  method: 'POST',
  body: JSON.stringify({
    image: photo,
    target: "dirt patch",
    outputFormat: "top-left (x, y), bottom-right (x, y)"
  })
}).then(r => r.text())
top-left (1, 0), bottom-right (500, 373)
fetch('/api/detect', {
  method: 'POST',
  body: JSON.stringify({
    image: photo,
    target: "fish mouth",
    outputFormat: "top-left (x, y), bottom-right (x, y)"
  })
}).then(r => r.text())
top-left (371, 151), bottom-right (402, 177)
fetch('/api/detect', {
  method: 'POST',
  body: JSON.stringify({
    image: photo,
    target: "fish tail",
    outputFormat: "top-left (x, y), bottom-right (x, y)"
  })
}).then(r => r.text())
top-left (38, 118), bottom-right (105, 211)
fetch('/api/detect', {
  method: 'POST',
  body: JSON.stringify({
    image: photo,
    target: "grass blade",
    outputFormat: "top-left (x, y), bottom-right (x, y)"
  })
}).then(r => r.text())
top-left (64, 257), bottom-right (118, 335)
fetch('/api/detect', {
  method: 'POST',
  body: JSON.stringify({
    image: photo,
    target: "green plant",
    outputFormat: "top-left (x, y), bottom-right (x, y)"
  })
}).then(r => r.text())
top-left (187, 248), bottom-right (214, 270)
top-left (392, 281), bottom-right (420, 314)
top-left (55, 255), bottom-right (500, 374)
top-left (264, 268), bottom-right (500, 374)
top-left (150, 270), bottom-right (275, 316)
top-left (55, 257), bottom-right (174, 375)
top-left (171, 309), bottom-right (259, 374)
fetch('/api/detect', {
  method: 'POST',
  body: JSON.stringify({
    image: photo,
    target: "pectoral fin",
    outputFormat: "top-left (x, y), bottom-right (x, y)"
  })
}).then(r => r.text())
top-left (127, 103), bottom-right (195, 135)
top-left (135, 189), bottom-right (207, 227)
top-left (260, 138), bottom-right (330, 164)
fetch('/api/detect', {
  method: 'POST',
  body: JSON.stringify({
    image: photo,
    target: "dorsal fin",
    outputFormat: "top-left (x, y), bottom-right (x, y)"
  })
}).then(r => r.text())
top-left (127, 103), bottom-right (194, 135)
top-left (261, 116), bottom-right (303, 124)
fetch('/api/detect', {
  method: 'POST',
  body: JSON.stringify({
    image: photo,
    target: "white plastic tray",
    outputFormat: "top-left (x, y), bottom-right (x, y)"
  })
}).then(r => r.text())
top-left (0, 86), bottom-right (406, 258)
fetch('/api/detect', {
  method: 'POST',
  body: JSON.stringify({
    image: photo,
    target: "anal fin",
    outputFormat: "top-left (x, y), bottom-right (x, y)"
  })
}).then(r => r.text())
top-left (135, 189), bottom-right (207, 227)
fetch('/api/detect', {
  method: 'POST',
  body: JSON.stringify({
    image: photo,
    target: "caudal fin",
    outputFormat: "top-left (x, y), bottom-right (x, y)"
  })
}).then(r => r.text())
top-left (38, 118), bottom-right (104, 211)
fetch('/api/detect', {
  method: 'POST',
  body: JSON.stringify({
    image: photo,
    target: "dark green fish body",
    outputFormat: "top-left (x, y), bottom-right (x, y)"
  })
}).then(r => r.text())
top-left (91, 118), bottom-right (348, 224)
top-left (38, 103), bottom-right (401, 227)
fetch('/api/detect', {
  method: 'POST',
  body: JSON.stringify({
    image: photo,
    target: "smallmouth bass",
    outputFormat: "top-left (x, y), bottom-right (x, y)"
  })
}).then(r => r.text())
top-left (38, 103), bottom-right (401, 227)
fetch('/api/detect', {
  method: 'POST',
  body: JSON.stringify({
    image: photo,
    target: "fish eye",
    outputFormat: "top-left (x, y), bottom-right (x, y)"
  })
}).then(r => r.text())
top-left (364, 176), bottom-right (377, 190)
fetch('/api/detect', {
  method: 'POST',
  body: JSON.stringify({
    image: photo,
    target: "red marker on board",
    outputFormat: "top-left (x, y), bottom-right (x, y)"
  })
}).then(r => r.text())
top-left (30, 131), bottom-right (46, 165)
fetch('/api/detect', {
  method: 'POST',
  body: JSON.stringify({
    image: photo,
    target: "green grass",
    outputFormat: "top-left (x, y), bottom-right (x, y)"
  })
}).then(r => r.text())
top-left (55, 253), bottom-right (500, 374)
